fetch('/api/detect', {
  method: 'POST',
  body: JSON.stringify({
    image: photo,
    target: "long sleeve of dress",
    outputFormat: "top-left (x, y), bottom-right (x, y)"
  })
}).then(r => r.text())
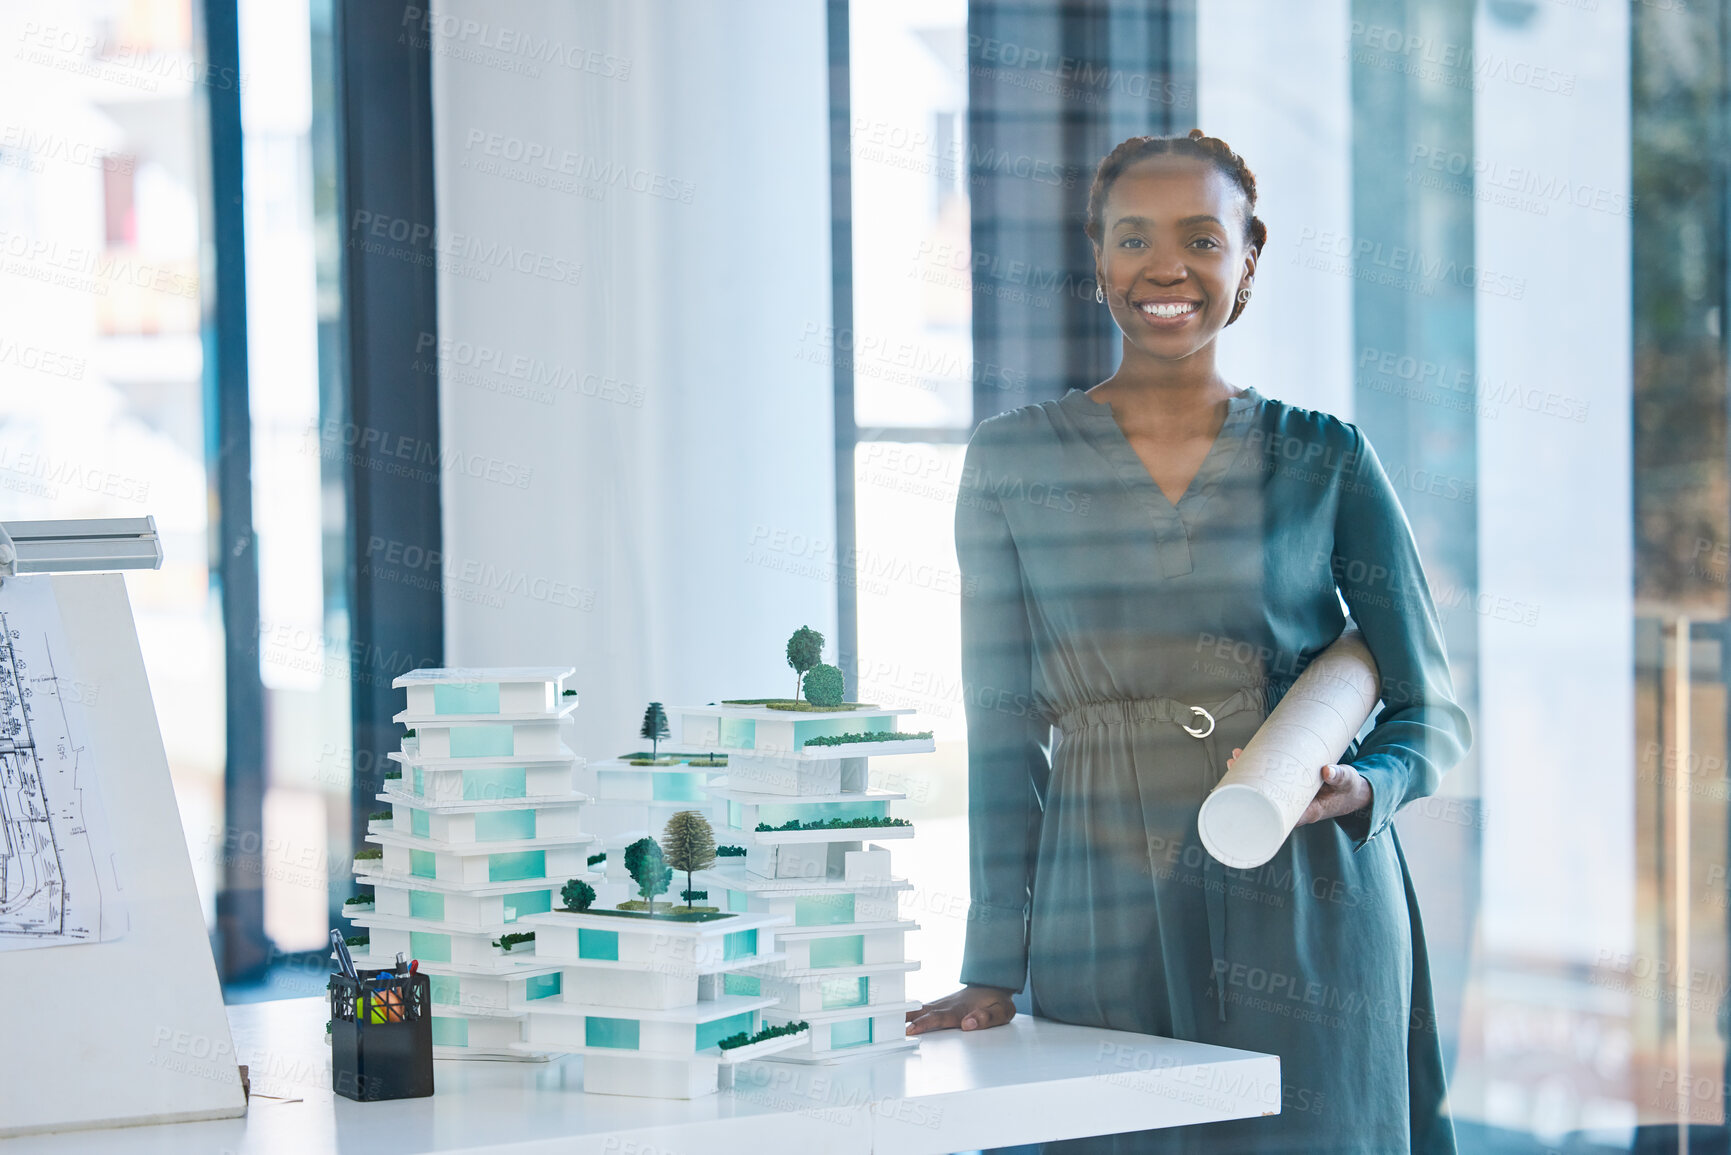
top-left (954, 427), bottom-right (1051, 992)
top-left (1330, 424), bottom-right (1473, 848)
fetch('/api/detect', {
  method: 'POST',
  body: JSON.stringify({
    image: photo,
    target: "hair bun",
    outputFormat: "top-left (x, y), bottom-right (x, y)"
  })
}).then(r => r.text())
top-left (1187, 128), bottom-right (1206, 140)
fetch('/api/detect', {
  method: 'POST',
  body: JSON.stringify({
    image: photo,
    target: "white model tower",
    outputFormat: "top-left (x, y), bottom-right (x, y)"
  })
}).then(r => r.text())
top-left (342, 667), bottom-right (598, 1059)
top-left (673, 700), bottom-right (931, 1060)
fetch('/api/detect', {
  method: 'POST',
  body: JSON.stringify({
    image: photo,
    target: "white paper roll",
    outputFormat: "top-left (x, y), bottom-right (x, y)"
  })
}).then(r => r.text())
top-left (1197, 628), bottom-right (1382, 869)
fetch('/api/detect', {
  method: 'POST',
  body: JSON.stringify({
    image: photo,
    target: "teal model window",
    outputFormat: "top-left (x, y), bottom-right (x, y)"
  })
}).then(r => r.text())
top-left (410, 849), bottom-right (437, 879)
top-left (450, 724), bottom-right (514, 758)
top-left (502, 889), bottom-right (552, 922)
top-left (794, 893), bottom-right (856, 926)
top-left (723, 928), bottom-right (758, 960)
top-left (652, 773), bottom-right (706, 802)
top-left (410, 808), bottom-right (430, 837)
top-left (792, 715), bottom-right (894, 745)
top-left (758, 800), bottom-right (889, 827)
top-left (830, 1016), bottom-right (873, 1049)
top-left (695, 1011), bottom-right (755, 1051)
top-left (488, 850), bottom-right (546, 882)
top-left (429, 975), bottom-right (461, 1005)
top-left (820, 975), bottom-right (869, 1009)
top-left (475, 808), bottom-right (536, 841)
top-left (433, 682), bottom-right (500, 714)
top-left (412, 767), bottom-right (424, 795)
top-left (431, 1016), bottom-right (469, 1047)
top-left (727, 800), bottom-right (744, 829)
top-left (524, 972), bottom-right (562, 1001)
top-left (579, 928), bottom-right (619, 960)
top-left (585, 1016), bottom-right (640, 1050)
top-left (723, 973), bottom-right (761, 996)
top-left (410, 931), bottom-right (452, 963)
top-left (726, 889), bottom-right (750, 912)
top-left (462, 766), bottom-right (527, 800)
top-left (720, 717), bottom-right (755, 749)
top-left (408, 889), bottom-right (445, 920)
top-left (809, 934), bottom-right (864, 969)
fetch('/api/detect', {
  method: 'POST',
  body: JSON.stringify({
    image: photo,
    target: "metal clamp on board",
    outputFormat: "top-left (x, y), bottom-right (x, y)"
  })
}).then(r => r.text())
top-left (0, 517), bottom-right (163, 586)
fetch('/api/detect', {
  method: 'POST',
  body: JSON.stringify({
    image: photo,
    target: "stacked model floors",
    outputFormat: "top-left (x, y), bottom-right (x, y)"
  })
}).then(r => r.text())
top-left (677, 702), bottom-right (930, 1062)
top-left (343, 667), bottom-right (598, 1059)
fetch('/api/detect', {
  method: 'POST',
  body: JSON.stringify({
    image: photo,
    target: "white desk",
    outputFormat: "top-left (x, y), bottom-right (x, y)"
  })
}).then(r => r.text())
top-left (9, 998), bottom-right (1279, 1154)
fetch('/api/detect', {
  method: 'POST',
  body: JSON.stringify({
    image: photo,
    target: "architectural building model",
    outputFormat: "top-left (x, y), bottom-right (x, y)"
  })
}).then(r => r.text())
top-left (342, 667), bottom-right (597, 1059)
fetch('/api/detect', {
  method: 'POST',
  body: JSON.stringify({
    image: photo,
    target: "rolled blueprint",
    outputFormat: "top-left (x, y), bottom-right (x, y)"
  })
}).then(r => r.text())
top-left (1197, 628), bottom-right (1381, 869)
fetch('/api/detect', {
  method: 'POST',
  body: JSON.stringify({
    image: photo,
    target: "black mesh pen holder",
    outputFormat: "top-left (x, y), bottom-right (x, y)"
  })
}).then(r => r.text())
top-left (328, 968), bottom-right (434, 1101)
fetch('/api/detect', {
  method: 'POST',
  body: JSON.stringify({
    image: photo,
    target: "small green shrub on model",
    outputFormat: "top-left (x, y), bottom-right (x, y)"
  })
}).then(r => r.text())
top-left (368, 809), bottom-right (393, 822)
top-left (624, 836), bottom-right (673, 910)
top-left (344, 934), bottom-right (369, 948)
top-left (353, 847), bottom-right (383, 861)
top-left (342, 893), bottom-right (374, 908)
top-left (755, 816), bottom-right (912, 832)
top-left (802, 663), bottom-right (845, 708)
top-left (562, 688), bottom-right (577, 697)
top-left (587, 851), bottom-right (607, 866)
top-left (560, 878), bottom-right (596, 912)
top-left (662, 810), bottom-right (716, 910)
top-left (715, 845), bottom-right (747, 857)
top-left (492, 931), bottom-right (536, 951)
top-left (384, 768), bottom-right (402, 780)
top-left (640, 702), bottom-right (670, 760)
top-left (681, 889), bottom-right (708, 902)
top-left (803, 730), bottom-right (934, 747)
top-left (786, 625), bottom-right (825, 699)
top-left (715, 1020), bottom-right (809, 1051)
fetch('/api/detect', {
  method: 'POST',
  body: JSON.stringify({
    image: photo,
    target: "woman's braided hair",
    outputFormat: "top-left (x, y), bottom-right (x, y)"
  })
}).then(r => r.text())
top-left (1084, 128), bottom-right (1267, 324)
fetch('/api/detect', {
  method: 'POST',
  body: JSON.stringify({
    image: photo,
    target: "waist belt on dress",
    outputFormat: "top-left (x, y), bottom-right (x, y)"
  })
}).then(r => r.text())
top-left (1054, 684), bottom-right (1270, 1027)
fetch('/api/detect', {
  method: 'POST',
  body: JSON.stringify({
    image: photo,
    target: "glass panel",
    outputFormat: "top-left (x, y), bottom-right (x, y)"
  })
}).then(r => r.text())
top-left (829, 1015), bottom-right (874, 1050)
top-left (449, 724), bottom-right (515, 757)
top-left (408, 890), bottom-right (445, 920)
top-left (809, 934), bottom-right (864, 969)
top-left (651, 773), bottom-right (706, 802)
top-left (695, 1010), bottom-right (755, 1051)
top-left (728, 800), bottom-right (744, 830)
top-left (760, 802), bottom-right (888, 827)
top-left (795, 893), bottom-right (857, 926)
top-left (727, 889), bottom-right (750, 912)
top-left (409, 808), bottom-right (429, 837)
top-left (848, 0), bottom-right (972, 428)
top-left (524, 972), bottom-right (561, 1001)
top-left (431, 1016), bottom-right (468, 1047)
top-left (585, 1016), bottom-right (640, 1050)
top-left (433, 682), bottom-right (500, 714)
top-left (579, 928), bottom-right (620, 961)
top-left (429, 975), bottom-right (461, 1005)
top-left (723, 928), bottom-right (759, 961)
top-left (462, 766), bottom-right (527, 800)
top-left (792, 716), bottom-right (894, 744)
top-left (820, 975), bottom-right (869, 1010)
top-left (488, 851), bottom-right (546, 882)
top-left (502, 889), bottom-right (552, 923)
top-left (723, 972), bottom-right (761, 996)
top-left (409, 850), bottom-right (437, 879)
top-left (720, 717), bottom-right (755, 749)
top-left (409, 931), bottom-right (451, 963)
top-left (413, 767), bottom-right (424, 796)
top-left (475, 808), bottom-right (536, 841)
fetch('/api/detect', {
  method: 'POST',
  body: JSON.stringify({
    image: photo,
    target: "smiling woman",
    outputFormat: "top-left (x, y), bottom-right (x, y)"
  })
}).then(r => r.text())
top-left (907, 130), bottom-right (1473, 1155)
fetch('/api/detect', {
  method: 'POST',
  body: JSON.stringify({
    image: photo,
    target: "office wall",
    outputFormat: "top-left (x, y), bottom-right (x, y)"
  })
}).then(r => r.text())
top-left (430, 0), bottom-right (838, 754)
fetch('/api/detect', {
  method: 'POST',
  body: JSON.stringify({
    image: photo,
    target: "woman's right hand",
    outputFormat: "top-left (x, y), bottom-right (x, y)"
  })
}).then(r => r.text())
top-left (904, 984), bottom-right (1018, 1035)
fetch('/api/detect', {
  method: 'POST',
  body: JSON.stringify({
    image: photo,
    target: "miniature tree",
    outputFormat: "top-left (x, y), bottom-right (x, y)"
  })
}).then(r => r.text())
top-left (640, 702), bottom-right (670, 759)
top-left (803, 662), bottom-right (845, 708)
top-left (623, 836), bottom-right (673, 910)
top-left (560, 878), bottom-right (596, 912)
top-left (661, 810), bottom-right (717, 909)
top-left (786, 625), bottom-right (825, 700)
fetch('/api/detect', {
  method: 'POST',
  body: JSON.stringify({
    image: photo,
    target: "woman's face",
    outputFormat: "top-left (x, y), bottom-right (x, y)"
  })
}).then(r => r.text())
top-left (1094, 155), bottom-right (1257, 363)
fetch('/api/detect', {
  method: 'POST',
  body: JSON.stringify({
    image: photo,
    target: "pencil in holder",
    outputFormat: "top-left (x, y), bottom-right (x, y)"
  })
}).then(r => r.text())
top-left (328, 968), bottom-right (434, 1101)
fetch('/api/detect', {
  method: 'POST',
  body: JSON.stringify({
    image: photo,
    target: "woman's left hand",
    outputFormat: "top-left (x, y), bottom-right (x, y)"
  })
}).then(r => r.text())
top-left (1225, 749), bottom-right (1373, 826)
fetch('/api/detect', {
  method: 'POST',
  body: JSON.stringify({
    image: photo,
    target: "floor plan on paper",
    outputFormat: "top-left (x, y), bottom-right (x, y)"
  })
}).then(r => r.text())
top-left (0, 576), bottom-right (126, 950)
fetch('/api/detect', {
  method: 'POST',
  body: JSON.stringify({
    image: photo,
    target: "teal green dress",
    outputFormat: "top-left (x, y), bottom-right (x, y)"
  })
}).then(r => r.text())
top-left (955, 386), bottom-right (1470, 1154)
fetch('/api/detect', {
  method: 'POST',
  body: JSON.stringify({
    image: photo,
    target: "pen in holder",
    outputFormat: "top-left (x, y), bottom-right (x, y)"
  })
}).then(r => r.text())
top-left (328, 966), bottom-right (434, 1101)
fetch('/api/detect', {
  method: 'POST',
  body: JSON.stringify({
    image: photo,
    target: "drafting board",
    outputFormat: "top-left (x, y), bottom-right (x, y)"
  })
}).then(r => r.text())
top-left (0, 573), bottom-right (245, 1136)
